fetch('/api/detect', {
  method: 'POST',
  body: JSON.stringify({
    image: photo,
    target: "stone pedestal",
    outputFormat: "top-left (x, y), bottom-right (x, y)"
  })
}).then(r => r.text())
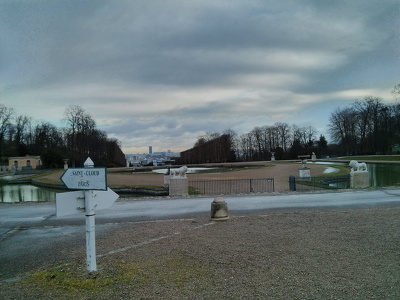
top-left (169, 177), bottom-right (189, 196)
top-left (164, 175), bottom-right (170, 187)
top-left (164, 167), bottom-right (171, 187)
top-left (350, 171), bottom-right (369, 188)
top-left (210, 197), bottom-right (229, 221)
top-left (299, 167), bottom-right (311, 180)
top-left (298, 155), bottom-right (310, 180)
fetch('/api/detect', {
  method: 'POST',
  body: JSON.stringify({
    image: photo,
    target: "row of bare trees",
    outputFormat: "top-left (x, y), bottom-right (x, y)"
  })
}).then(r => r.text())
top-left (329, 96), bottom-right (400, 155)
top-left (181, 124), bottom-right (326, 164)
top-left (184, 84), bottom-right (400, 163)
top-left (0, 104), bottom-right (125, 168)
top-left (236, 123), bottom-right (323, 161)
top-left (179, 134), bottom-right (236, 164)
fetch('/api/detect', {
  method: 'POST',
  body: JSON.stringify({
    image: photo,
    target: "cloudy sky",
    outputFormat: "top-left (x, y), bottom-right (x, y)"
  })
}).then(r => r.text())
top-left (1, 0), bottom-right (399, 154)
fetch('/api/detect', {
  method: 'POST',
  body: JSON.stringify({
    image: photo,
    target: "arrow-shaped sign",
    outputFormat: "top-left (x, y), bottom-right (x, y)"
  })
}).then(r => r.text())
top-left (56, 188), bottom-right (119, 217)
top-left (60, 167), bottom-right (107, 191)
top-left (92, 188), bottom-right (119, 211)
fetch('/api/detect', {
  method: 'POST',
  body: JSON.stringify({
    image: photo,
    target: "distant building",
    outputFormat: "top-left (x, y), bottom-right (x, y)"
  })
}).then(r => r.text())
top-left (149, 146), bottom-right (153, 155)
top-left (9, 156), bottom-right (42, 171)
top-left (125, 149), bottom-right (180, 167)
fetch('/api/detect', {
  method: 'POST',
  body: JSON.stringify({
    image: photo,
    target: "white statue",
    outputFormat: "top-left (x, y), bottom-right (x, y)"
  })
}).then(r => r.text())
top-left (170, 166), bottom-right (188, 177)
top-left (349, 160), bottom-right (368, 172)
top-left (311, 152), bottom-right (317, 162)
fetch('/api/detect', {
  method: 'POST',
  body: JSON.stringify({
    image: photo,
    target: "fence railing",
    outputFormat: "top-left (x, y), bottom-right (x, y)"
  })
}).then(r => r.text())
top-left (289, 175), bottom-right (350, 192)
top-left (189, 178), bottom-right (274, 195)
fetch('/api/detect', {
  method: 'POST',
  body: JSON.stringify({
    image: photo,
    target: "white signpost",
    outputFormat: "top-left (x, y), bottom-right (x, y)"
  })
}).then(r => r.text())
top-left (56, 157), bottom-right (119, 272)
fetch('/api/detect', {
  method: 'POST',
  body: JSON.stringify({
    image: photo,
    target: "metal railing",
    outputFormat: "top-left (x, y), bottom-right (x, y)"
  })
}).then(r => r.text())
top-left (189, 178), bottom-right (274, 195)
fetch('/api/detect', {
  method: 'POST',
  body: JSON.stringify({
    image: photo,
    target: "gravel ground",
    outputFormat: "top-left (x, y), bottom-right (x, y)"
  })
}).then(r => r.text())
top-left (4, 162), bottom-right (398, 299)
top-left (1, 204), bottom-right (399, 299)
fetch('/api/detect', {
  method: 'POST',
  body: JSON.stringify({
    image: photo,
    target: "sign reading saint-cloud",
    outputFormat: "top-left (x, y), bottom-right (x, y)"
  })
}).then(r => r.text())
top-left (60, 167), bottom-right (107, 191)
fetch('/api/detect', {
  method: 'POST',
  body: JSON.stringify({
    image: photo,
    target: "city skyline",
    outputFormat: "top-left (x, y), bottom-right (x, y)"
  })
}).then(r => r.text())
top-left (1, 1), bottom-right (399, 154)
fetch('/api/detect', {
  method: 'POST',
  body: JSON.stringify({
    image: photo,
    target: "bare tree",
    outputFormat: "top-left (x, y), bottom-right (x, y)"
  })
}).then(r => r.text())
top-left (392, 83), bottom-right (400, 101)
top-left (14, 115), bottom-right (31, 145)
top-left (0, 104), bottom-right (15, 155)
top-left (32, 122), bottom-right (64, 151)
top-left (252, 127), bottom-right (265, 160)
top-left (329, 107), bottom-right (358, 155)
top-left (63, 105), bottom-right (96, 167)
top-left (194, 132), bottom-right (221, 147)
top-left (275, 122), bottom-right (291, 152)
top-left (238, 133), bottom-right (254, 161)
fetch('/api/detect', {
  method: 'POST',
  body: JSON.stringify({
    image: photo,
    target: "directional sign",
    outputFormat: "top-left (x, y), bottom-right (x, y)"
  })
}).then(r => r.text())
top-left (56, 188), bottom-right (119, 217)
top-left (60, 167), bottom-right (107, 191)
top-left (56, 190), bottom-right (85, 217)
top-left (92, 188), bottom-right (119, 211)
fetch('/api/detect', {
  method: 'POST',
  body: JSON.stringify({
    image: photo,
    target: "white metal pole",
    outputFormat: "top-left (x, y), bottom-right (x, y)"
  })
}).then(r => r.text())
top-left (85, 190), bottom-right (97, 272)
top-left (84, 157), bottom-right (97, 272)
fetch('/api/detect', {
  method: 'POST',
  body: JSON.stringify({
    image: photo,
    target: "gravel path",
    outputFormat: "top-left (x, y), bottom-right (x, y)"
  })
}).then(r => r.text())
top-left (1, 204), bottom-right (399, 299)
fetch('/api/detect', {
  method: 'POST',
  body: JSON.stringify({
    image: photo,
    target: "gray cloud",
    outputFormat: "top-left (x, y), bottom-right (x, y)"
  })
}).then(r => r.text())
top-left (0, 0), bottom-right (399, 153)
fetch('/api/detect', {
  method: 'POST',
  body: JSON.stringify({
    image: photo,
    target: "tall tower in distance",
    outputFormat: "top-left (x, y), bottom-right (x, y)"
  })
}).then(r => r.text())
top-left (149, 146), bottom-right (153, 155)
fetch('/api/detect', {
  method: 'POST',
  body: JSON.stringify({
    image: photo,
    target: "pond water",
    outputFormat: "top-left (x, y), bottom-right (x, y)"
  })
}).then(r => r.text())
top-left (366, 163), bottom-right (400, 187)
top-left (152, 167), bottom-right (216, 174)
top-left (0, 184), bottom-right (58, 203)
top-left (308, 161), bottom-right (346, 165)
top-left (329, 163), bottom-right (400, 188)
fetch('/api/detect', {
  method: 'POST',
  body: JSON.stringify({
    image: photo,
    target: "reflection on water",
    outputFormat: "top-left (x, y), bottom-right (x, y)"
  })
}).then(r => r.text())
top-left (330, 181), bottom-right (350, 189)
top-left (330, 163), bottom-right (400, 188)
top-left (152, 167), bottom-right (216, 174)
top-left (368, 163), bottom-right (400, 187)
top-left (0, 184), bottom-right (57, 203)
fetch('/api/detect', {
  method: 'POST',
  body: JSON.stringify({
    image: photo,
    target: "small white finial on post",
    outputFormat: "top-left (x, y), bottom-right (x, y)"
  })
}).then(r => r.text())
top-left (84, 157), bottom-right (94, 168)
